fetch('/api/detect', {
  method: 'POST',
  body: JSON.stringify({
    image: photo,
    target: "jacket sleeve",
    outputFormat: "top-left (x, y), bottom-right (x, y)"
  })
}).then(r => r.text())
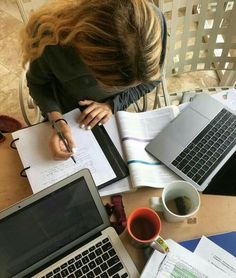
top-left (26, 50), bottom-right (62, 116)
top-left (108, 81), bottom-right (160, 113)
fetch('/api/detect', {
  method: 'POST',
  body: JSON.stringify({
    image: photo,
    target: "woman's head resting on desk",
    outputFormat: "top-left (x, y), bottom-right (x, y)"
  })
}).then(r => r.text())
top-left (21, 0), bottom-right (163, 92)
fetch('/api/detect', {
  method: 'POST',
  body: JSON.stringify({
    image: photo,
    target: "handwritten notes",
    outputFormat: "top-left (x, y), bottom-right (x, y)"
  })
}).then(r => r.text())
top-left (12, 110), bottom-right (115, 193)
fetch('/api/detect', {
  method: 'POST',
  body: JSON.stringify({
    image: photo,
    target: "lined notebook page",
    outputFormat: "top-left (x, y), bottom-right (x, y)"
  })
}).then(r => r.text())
top-left (12, 109), bottom-right (115, 193)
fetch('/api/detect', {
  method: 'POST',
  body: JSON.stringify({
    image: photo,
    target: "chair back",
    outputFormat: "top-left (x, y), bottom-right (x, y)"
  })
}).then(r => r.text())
top-left (16, 0), bottom-right (47, 125)
top-left (159, 0), bottom-right (236, 86)
top-left (16, 0), bottom-right (48, 23)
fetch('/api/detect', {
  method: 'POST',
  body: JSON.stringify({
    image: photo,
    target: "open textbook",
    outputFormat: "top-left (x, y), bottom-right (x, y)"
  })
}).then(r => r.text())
top-left (105, 106), bottom-right (180, 189)
top-left (141, 237), bottom-right (236, 278)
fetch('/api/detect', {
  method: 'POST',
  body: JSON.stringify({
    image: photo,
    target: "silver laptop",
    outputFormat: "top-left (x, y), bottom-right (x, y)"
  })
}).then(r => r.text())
top-left (0, 169), bottom-right (139, 278)
top-left (146, 93), bottom-right (236, 192)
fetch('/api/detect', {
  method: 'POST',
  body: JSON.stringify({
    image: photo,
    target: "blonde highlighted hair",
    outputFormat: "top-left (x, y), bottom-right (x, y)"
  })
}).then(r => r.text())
top-left (21, 0), bottom-right (163, 90)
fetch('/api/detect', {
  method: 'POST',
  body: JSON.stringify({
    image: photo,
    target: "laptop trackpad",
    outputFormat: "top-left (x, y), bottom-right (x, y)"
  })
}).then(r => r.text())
top-left (169, 108), bottom-right (209, 147)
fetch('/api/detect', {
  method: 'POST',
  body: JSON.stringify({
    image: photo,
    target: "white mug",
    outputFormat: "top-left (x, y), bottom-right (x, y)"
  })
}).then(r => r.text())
top-left (150, 181), bottom-right (201, 222)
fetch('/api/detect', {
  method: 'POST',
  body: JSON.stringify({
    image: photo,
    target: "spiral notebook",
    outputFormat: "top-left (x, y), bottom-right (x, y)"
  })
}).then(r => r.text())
top-left (11, 109), bottom-right (128, 193)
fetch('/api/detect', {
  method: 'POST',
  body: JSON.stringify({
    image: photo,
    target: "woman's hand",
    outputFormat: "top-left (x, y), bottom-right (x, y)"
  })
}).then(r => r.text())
top-left (48, 114), bottom-right (76, 160)
top-left (78, 100), bottom-right (112, 129)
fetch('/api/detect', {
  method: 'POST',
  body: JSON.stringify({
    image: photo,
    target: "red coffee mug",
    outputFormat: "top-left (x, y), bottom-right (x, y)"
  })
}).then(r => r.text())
top-left (127, 207), bottom-right (169, 253)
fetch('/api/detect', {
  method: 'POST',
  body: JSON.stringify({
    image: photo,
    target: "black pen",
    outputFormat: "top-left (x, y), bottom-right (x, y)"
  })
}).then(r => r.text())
top-left (0, 130), bottom-right (5, 143)
top-left (47, 114), bottom-right (76, 164)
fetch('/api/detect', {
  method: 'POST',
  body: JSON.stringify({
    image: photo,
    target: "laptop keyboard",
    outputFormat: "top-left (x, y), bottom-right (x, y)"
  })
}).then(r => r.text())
top-left (42, 237), bottom-right (128, 278)
top-left (172, 108), bottom-right (236, 185)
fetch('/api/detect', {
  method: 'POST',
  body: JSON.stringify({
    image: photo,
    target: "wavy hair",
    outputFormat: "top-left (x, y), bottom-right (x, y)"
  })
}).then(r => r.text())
top-left (21, 0), bottom-right (163, 91)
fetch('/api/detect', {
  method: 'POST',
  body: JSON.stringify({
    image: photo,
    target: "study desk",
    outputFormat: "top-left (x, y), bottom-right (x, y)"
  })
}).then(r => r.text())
top-left (1, 133), bottom-right (236, 273)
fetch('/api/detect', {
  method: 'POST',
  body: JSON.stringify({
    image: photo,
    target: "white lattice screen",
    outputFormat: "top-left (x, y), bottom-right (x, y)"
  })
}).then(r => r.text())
top-left (158, 0), bottom-right (236, 85)
top-left (16, 0), bottom-right (48, 23)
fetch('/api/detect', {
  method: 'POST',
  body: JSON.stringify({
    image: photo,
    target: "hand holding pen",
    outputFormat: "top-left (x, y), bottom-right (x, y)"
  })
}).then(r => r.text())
top-left (47, 113), bottom-right (77, 163)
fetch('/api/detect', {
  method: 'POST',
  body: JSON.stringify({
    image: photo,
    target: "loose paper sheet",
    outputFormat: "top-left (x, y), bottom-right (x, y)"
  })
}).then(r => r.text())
top-left (211, 88), bottom-right (236, 112)
top-left (194, 236), bottom-right (236, 277)
top-left (141, 239), bottom-right (228, 278)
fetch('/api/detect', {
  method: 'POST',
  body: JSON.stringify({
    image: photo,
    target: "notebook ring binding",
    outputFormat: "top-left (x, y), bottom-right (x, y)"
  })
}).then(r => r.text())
top-left (10, 138), bottom-right (19, 149)
top-left (20, 166), bottom-right (30, 177)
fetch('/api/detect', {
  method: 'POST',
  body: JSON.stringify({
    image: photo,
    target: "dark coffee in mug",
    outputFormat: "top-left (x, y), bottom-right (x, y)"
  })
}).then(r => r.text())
top-left (130, 216), bottom-right (156, 240)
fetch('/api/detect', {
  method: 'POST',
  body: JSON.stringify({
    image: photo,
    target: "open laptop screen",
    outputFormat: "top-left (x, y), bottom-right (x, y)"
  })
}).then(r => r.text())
top-left (0, 176), bottom-right (103, 277)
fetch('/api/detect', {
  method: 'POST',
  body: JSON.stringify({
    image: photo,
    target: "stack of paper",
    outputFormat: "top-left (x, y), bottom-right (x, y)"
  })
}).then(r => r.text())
top-left (211, 88), bottom-right (236, 112)
top-left (141, 236), bottom-right (236, 278)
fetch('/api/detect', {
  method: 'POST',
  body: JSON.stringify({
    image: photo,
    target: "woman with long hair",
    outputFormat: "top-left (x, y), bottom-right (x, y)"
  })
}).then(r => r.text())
top-left (21, 0), bottom-right (166, 160)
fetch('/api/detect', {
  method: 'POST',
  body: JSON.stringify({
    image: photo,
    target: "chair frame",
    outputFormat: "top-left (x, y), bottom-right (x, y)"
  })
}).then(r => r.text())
top-left (157, 0), bottom-right (236, 107)
top-left (19, 66), bottom-right (43, 126)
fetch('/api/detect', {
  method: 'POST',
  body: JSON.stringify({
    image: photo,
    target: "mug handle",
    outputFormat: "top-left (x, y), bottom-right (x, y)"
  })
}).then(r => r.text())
top-left (149, 197), bottom-right (164, 212)
top-left (150, 235), bottom-right (169, 253)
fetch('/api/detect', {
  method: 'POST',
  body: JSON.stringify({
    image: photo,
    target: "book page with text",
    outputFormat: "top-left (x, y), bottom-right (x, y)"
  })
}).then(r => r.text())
top-left (116, 106), bottom-right (179, 188)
